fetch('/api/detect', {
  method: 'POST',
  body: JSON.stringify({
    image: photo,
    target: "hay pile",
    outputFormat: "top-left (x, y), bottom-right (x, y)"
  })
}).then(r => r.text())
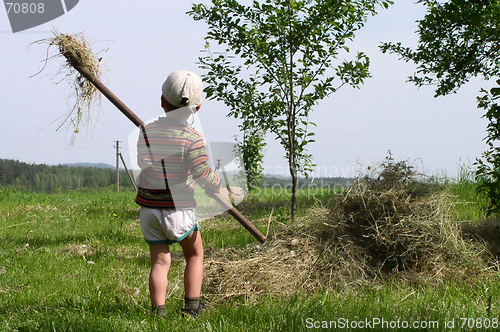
top-left (203, 157), bottom-right (498, 302)
top-left (320, 187), bottom-right (483, 284)
top-left (32, 30), bottom-right (102, 142)
top-left (203, 225), bottom-right (321, 302)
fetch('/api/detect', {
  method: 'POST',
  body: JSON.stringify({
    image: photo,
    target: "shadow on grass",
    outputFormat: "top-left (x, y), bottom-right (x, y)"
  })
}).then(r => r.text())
top-left (462, 218), bottom-right (500, 258)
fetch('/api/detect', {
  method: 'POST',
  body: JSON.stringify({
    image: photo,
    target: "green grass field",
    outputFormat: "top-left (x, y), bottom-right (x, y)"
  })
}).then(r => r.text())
top-left (1, 180), bottom-right (499, 331)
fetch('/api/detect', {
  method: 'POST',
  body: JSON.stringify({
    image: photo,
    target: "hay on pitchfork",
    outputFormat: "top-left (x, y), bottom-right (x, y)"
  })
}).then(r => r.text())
top-left (32, 29), bottom-right (103, 143)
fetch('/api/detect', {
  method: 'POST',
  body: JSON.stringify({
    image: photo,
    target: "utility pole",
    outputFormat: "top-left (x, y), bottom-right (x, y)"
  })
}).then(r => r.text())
top-left (115, 141), bottom-right (121, 193)
top-left (113, 140), bottom-right (137, 193)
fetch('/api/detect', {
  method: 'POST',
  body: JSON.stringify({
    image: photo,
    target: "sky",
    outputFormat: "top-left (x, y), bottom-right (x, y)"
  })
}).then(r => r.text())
top-left (0, 0), bottom-right (491, 179)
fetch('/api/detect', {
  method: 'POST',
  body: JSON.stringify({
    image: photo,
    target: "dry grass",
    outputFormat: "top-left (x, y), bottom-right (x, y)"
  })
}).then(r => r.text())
top-left (202, 159), bottom-right (500, 303)
top-left (59, 244), bottom-right (95, 256)
top-left (203, 227), bottom-right (320, 303)
top-left (32, 30), bottom-right (102, 143)
top-left (320, 187), bottom-right (489, 285)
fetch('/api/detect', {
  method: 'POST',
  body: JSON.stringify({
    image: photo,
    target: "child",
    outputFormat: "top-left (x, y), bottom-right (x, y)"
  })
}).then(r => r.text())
top-left (135, 70), bottom-right (221, 317)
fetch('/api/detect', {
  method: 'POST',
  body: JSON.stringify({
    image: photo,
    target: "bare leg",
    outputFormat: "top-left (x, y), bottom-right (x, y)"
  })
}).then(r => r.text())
top-left (179, 230), bottom-right (203, 298)
top-left (149, 243), bottom-right (171, 306)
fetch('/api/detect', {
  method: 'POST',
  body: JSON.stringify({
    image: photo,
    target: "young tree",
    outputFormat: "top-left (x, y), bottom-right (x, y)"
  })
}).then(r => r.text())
top-left (189, 0), bottom-right (393, 220)
top-left (380, 0), bottom-right (500, 212)
top-left (238, 126), bottom-right (266, 191)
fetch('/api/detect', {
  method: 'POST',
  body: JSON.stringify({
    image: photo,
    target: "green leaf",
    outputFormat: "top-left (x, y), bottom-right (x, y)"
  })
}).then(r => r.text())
top-left (491, 87), bottom-right (500, 96)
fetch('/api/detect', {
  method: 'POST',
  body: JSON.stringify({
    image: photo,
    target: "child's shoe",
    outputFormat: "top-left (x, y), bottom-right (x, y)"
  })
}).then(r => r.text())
top-left (181, 302), bottom-right (206, 317)
top-left (152, 304), bottom-right (168, 317)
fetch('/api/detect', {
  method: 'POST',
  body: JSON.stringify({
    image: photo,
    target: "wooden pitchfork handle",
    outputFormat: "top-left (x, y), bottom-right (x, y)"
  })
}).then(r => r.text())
top-left (71, 63), bottom-right (267, 244)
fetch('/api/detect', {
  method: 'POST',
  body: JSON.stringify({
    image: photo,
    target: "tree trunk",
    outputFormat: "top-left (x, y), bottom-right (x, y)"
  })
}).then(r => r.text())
top-left (289, 160), bottom-right (297, 222)
top-left (287, 0), bottom-right (297, 222)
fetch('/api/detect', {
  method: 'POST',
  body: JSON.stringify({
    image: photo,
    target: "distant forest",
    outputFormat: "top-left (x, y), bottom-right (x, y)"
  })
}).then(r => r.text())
top-left (0, 159), bottom-right (135, 193)
top-left (0, 159), bottom-right (354, 194)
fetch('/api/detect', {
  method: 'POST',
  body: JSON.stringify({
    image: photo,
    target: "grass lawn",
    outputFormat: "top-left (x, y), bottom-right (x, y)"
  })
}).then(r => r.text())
top-left (0, 181), bottom-right (499, 331)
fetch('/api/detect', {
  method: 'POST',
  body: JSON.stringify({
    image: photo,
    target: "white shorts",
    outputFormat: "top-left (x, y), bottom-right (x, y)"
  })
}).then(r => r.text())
top-left (140, 207), bottom-right (199, 245)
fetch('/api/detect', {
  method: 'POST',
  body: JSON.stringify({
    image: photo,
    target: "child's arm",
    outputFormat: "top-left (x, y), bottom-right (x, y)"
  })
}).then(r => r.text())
top-left (188, 137), bottom-right (221, 190)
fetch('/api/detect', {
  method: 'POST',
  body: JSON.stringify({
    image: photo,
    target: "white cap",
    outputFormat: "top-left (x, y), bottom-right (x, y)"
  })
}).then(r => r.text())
top-left (162, 70), bottom-right (203, 108)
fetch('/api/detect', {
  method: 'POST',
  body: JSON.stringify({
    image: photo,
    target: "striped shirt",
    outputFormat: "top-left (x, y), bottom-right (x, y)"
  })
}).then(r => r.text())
top-left (135, 117), bottom-right (220, 209)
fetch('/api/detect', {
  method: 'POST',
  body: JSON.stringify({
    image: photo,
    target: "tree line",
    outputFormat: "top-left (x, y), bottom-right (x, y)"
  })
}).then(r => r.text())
top-left (0, 158), bottom-right (355, 195)
top-left (0, 159), bottom-right (134, 193)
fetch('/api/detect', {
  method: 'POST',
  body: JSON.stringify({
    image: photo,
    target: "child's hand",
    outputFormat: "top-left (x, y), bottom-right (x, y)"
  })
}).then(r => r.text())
top-left (203, 185), bottom-right (221, 198)
top-left (210, 187), bottom-right (246, 202)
